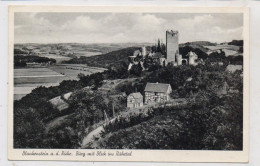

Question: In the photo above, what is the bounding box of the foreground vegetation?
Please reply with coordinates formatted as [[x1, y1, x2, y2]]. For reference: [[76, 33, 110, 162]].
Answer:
[[97, 91, 242, 150]]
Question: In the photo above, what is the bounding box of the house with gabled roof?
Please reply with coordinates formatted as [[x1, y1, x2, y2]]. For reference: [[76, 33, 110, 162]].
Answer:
[[127, 92, 144, 108], [144, 82, 172, 104]]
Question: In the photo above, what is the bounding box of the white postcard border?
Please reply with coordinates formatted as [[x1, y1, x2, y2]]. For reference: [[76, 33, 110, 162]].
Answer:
[[8, 6, 250, 162]]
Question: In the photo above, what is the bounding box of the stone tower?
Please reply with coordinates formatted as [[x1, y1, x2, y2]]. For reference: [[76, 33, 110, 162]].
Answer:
[[166, 30, 179, 64]]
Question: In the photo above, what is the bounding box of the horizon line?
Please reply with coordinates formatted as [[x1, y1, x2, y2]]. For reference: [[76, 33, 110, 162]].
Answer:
[[14, 39, 243, 45]]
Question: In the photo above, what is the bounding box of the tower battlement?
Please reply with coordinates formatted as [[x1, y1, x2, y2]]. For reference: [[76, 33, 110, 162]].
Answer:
[[166, 30, 179, 36]]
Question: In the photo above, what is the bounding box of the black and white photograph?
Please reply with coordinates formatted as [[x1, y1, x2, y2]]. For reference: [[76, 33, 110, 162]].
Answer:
[[8, 6, 249, 162]]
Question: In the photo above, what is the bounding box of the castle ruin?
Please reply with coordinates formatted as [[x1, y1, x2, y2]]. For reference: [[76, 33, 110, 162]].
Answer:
[[166, 30, 198, 66], [128, 30, 200, 70]]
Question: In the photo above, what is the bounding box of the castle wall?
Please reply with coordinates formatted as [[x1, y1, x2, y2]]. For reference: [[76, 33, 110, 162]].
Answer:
[[177, 54, 182, 66], [189, 56, 196, 65], [166, 30, 179, 63]]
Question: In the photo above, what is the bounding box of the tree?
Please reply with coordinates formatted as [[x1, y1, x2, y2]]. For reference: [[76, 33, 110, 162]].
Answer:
[[157, 39, 161, 53]]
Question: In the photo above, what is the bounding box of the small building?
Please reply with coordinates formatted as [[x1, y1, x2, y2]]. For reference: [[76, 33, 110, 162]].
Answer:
[[144, 82, 172, 104], [127, 92, 144, 108], [49, 96, 69, 112]]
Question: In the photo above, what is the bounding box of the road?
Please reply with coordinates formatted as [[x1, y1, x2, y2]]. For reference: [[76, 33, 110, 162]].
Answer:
[[81, 116, 118, 148], [81, 105, 152, 148]]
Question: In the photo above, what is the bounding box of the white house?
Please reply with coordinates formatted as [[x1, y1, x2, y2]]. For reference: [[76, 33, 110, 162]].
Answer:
[[127, 92, 144, 108]]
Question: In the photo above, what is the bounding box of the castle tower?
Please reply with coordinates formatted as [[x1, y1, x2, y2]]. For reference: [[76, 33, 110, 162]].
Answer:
[[166, 30, 179, 63]]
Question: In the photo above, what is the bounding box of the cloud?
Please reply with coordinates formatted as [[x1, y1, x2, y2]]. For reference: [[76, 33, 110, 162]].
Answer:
[[14, 13, 243, 44]]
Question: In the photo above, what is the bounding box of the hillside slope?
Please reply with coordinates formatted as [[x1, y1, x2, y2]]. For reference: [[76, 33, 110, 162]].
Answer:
[[63, 47, 140, 68]]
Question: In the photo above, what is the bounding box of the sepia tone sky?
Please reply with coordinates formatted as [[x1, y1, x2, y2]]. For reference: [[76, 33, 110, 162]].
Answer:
[[14, 12, 243, 44]]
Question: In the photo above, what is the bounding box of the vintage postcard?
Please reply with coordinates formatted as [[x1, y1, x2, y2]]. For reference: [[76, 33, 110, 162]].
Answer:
[[8, 6, 249, 162]]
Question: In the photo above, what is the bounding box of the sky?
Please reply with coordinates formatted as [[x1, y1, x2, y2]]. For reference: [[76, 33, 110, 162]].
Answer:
[[14, 12, 243, 44]]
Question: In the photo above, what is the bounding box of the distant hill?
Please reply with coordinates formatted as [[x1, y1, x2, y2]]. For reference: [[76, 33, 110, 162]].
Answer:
[[181, 41, 217, 46], [62, 43, 212, 68], [63, 47, 140, 68], [179, 41, 212, 53], [14, 48, 28, 55]]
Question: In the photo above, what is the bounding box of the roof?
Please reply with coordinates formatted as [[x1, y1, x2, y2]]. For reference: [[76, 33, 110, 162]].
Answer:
[[144, 83, 171, 93], [63, 92, 72, 100], [49, 96, 69, 111], [128, 92, 143, 99]]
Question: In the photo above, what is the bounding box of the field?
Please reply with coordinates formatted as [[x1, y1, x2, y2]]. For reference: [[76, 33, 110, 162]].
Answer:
[[14, 65, 107, 100], [204, 45, 242, 56], [73, 51, 101, 58], [204, 45, 240, 51], [14, 68, 63, 77], [49, 64, 106, 80], [14, 68, 69, 100], [14, 83, 61, 100]]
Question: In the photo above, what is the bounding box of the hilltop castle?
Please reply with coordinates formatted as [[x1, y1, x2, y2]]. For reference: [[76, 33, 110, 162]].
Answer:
[[166, 30, 198, 66], [128, 30, 200, 70]]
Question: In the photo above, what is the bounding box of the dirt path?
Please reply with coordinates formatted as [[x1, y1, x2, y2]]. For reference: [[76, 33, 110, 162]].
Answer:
[[81, 106, 151, 148], [81, 125, 104, 148], [81, 117, 118, 148], [80, 102, 161, 148]]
